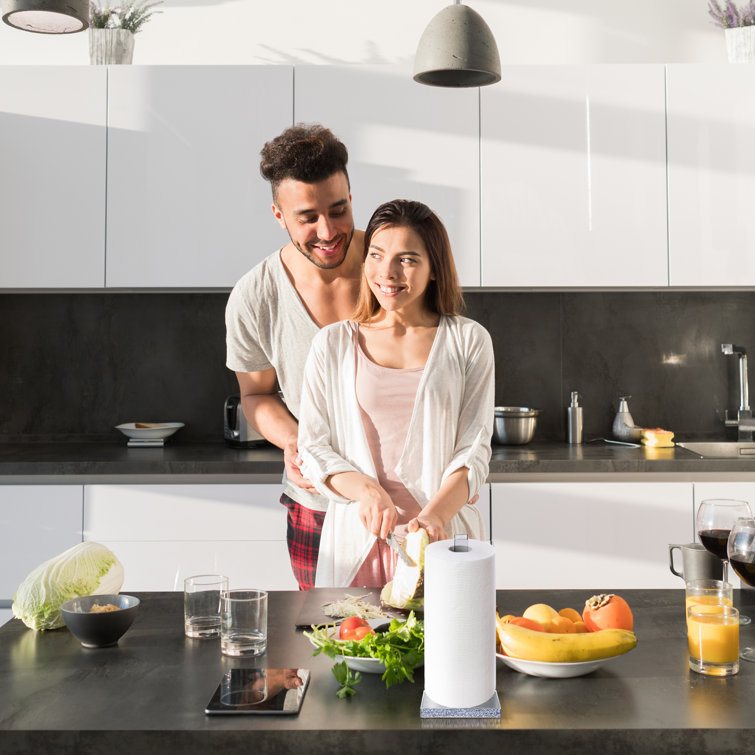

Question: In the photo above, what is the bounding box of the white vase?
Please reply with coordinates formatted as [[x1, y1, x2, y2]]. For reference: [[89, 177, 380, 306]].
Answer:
[[725, 26, 755, 63], [89, 28, 135, 65]]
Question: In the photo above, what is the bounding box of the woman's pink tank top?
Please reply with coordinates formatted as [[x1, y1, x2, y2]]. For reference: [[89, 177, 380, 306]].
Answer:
[[349, 323, 423, 589]]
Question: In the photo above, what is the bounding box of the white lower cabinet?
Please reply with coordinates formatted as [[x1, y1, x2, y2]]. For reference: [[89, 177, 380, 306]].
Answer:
[[491, 482, 694, 589], [83, 484, 297, 591], [0, 485, 83, 603]]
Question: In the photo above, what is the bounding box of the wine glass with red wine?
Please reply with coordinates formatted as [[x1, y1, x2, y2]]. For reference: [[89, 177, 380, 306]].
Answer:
[[728, 517, 755, 662], [696, 498, 753, 624]]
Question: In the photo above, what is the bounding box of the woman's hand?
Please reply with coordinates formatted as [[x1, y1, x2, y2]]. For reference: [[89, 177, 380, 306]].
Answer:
[[357, 484, 397, 540], [407, 512, 448, 542]]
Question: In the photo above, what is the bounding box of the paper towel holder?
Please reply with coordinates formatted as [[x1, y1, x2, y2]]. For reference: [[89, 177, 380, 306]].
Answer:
[[420, 536, 501, 719], [451, 534, 470, 552]]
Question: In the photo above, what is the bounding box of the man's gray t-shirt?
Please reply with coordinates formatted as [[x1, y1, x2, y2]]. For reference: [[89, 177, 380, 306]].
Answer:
[[226, 249, 328, 512]]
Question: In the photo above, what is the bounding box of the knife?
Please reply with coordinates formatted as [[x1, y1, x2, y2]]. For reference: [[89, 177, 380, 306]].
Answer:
[[386, 531, 416, 567]]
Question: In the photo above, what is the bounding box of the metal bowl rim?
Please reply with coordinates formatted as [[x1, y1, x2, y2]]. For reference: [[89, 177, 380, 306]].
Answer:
[[494, 406, 541, 417]]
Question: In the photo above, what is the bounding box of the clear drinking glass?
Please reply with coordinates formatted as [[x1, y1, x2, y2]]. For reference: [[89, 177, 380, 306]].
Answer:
[[685, 578, 734, 613], [184, 574, 229, 639], [220, 588, 268, 657], [727, 516, 755, 662], [687, 603, 739, 677], [696, 498, 752, 625]]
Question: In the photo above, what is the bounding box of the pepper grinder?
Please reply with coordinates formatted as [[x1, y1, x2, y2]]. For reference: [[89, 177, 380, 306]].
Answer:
[[567, 391, 583, 444]]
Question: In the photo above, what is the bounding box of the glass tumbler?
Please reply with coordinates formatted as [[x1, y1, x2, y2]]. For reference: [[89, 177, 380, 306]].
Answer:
[[184, 574, 229, 639], [221, 588, 268, 657]]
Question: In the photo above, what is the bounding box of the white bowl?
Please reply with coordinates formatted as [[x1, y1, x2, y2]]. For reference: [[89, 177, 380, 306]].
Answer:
[[115, 422, 184, 440], [309, 619, 421, 675], [496, 652, 621, 678]]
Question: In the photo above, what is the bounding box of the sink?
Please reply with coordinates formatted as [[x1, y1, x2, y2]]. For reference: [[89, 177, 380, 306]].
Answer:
[[676, 442, 755, 458]]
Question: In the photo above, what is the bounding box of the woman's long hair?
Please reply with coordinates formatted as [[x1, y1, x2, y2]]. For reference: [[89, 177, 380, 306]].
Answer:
[[352, 199, 464, 322]]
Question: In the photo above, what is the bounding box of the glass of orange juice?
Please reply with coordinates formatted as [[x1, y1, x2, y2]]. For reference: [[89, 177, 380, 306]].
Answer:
[[687, 604, 739, 676], [685, 579, 733, 613]]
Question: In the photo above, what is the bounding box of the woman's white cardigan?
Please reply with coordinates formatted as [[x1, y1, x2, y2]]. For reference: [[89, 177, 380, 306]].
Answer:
[[297, 315, 495, 588]]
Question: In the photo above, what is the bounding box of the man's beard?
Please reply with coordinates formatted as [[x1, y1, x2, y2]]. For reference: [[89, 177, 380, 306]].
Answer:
[[290, 228, 355, 270]]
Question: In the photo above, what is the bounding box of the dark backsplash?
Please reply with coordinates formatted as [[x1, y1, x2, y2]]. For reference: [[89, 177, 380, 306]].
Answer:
[[2, 290, 754, 443]]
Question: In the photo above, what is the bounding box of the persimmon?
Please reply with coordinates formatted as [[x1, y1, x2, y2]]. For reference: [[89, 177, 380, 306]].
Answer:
[[582, 593, 634, 632]]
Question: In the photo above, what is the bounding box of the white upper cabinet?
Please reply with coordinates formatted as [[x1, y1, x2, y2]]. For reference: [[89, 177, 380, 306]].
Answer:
[[295, 65, 481, 286], [0, 67, 106, 288], [105, 66, 293, 288], [667, 65, 755, 286], [481, 65, 668, 287]]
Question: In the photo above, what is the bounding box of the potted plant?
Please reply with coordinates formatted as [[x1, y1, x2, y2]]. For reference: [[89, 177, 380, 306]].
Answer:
[[708, 0, 755, 62], [88, 0, 163, 65]]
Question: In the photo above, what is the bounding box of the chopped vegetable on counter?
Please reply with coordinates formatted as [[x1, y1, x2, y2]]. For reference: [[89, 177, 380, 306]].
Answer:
[[321, 593, 389, 619]]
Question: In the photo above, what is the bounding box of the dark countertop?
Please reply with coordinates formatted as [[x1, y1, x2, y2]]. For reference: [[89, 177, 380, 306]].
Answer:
[[2, 439, 755, 483], [1, 588, 754, 754]]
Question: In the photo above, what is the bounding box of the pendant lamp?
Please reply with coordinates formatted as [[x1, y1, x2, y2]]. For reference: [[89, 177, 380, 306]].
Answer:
[[414, 1, 501, 88], [1, 0, 88, 33]]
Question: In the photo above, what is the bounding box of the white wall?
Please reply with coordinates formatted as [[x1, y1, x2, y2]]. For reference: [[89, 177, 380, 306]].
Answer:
[[0, 0, 728, 66]]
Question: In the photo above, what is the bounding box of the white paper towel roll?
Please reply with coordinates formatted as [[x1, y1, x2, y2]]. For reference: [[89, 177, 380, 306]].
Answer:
[[423, 538, 496, 709]]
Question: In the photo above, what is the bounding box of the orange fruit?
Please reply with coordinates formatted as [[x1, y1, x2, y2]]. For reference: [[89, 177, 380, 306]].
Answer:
[[573, 621, 588, 633], [558, 607, 582, 624], [548, 615, 576, 633], [509, 616, 546, 632], [522, 603, 559, 629], [499, 614, 516, 623]]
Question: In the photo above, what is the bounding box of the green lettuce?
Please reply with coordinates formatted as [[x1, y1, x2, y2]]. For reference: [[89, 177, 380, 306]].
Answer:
[[12, 541, 124, 631]]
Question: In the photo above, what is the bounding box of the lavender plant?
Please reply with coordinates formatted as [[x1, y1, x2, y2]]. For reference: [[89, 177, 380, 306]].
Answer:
[[708, 0, 755, 28], [89, 0, 163, 33]]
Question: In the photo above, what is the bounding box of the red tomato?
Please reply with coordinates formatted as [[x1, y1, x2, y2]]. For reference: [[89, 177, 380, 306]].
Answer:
[[338, 617, 371, 640], [351, 625, 374, 641]]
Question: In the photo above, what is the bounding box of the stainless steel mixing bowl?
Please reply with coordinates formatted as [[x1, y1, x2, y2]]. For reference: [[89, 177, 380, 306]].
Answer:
[[493, 406, 541, 445]]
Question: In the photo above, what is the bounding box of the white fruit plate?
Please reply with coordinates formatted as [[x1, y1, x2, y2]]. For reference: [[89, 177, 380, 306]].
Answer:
[[115, 422, 184, 440], [496, 652, 622, 678]]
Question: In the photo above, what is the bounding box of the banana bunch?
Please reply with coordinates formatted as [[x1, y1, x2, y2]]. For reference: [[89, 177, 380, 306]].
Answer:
[[496, 618, 637, 663]]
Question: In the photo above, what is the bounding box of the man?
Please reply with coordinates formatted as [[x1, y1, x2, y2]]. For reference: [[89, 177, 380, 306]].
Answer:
[[225, 124, 364, 590]]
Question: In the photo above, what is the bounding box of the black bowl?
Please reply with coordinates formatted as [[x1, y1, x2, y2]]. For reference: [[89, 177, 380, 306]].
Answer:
[[61, 594, 139, 648]]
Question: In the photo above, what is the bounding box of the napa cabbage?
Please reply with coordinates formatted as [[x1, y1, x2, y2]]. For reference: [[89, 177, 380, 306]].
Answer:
[[12, 541, 124, 631]]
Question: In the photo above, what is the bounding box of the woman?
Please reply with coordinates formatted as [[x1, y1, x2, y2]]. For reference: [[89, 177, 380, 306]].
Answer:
[[297, 199, 494, 588]]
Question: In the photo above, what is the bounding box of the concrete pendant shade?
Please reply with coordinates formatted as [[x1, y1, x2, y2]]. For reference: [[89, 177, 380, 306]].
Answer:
[[1, 0, 88, 33], [414, 3, 501, 88]]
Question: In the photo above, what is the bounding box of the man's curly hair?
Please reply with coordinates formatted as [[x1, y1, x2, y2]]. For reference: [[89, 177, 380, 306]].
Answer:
[[260, 124, 350, 201]]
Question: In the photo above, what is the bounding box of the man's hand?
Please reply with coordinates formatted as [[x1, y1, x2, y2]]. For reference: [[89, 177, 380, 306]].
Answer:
[[283, 439, 317, 494]]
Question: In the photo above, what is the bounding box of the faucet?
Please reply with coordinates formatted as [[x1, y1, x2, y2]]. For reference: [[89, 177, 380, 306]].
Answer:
[[722, 344, 753, 441]]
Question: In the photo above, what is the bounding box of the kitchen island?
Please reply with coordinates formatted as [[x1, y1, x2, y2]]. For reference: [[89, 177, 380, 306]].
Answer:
[[1, 589, 754, 754]]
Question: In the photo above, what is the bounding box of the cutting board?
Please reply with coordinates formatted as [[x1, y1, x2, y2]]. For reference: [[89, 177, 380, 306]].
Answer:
[[294, 588, 403, 629]]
